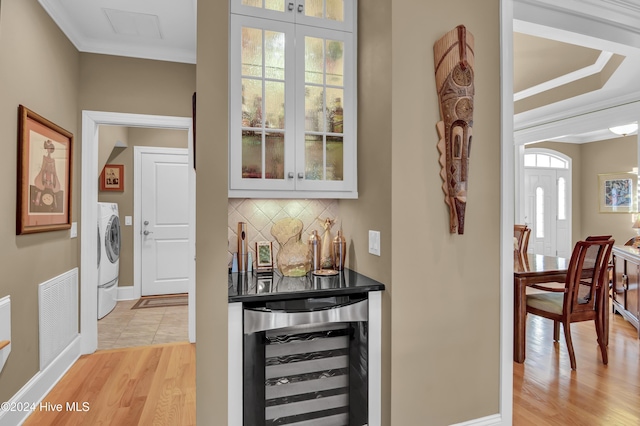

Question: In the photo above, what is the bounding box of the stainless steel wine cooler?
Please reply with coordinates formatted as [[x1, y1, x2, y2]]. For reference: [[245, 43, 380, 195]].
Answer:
[[243, 294, 369, 426]]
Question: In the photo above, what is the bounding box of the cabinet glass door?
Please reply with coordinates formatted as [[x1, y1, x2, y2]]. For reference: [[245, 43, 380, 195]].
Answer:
[[299, 0, 353, 31], [296, 25, 354, 192], [230, 15, 295, 191]]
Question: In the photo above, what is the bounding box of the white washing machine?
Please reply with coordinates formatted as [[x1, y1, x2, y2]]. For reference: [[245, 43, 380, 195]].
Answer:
[[98, 202, 120, 319]]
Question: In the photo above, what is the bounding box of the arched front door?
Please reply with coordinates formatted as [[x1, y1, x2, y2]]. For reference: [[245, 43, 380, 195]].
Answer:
[[524, 149, 572, 258]]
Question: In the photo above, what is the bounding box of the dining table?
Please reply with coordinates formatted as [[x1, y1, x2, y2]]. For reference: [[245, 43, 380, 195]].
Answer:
[[513, 251, 570, 363]]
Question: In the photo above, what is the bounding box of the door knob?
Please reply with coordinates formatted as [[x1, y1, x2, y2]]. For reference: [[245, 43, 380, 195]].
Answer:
[[143, 230, 153, 236], [144, 220, 149, 226]]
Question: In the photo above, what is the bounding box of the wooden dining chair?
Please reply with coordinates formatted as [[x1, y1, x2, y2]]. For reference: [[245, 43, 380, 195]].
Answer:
[[525, 235, 614, 370], [514, 224, 529, 252], [521, 227, 531, 253]]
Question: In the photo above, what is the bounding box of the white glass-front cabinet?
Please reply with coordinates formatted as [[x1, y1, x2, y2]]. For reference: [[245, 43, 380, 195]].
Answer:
[[229, 0, 357, 198]]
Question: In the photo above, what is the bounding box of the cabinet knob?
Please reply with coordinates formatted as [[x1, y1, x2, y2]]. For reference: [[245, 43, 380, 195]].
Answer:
[[288, 172, 294, 179], [298, 4, 304, 13], [298, 172, 304, 179], [288, 2, 294, 11]]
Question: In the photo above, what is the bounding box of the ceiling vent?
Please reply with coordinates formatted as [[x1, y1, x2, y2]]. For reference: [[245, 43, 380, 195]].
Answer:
[[103, 8, 163, 39]]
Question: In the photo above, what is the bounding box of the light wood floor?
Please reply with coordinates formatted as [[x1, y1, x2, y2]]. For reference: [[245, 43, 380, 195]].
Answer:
[[21, 310, 640, 425], [23, 342, 195, 426], [514, 310, 640, 425]]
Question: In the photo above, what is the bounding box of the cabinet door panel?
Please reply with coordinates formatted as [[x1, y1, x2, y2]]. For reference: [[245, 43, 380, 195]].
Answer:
[[613, 255, 625, 307], [230, 15, 296, 191], [627, 262, 640, 322], [295, 24, 354, 193]]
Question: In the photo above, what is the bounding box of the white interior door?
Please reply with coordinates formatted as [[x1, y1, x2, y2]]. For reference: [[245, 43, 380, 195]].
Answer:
[[524, 167, 571, 257], [140, 150, 190, 296]]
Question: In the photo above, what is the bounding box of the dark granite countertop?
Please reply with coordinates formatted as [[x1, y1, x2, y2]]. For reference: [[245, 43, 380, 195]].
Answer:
[[228, 268, 385, 303]]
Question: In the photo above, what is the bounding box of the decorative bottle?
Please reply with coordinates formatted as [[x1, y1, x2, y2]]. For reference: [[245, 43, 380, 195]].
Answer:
[[319, 217, 336, 269], [308, 230, 321, 271], [333, 230, 346, 271]]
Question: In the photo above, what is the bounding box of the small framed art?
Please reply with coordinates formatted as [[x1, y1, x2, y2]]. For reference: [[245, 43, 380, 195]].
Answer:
[[100, 164, 124, 192], [598, 172, 637, 213], [256, 241, 273, 272]]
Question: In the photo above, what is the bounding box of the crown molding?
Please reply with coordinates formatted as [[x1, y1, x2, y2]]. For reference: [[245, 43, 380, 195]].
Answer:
[[514, 95, 640, 144], [515, 0, 640, 50]]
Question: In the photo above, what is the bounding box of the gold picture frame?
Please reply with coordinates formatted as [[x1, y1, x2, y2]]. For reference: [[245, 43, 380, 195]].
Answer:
[[17, 105, 73, 234], [598, 172, 637, 213], [255, 241, 273, 272]]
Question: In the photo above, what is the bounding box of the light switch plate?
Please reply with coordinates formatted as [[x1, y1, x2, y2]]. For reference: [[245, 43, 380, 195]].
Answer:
[[70, 222, 77, 238], [125, 216, 132, 226], [369, 230, 381, 256]]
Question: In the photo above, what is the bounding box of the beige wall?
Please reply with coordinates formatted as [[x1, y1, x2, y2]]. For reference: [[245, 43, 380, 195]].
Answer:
[[195, 0, 230, 423], [339, 1, 393, 422], [582, 136, 638, 244], [79, 53, 195, 117], [0, 0, 80, 402], [392, 1, 501, 424], [528, 137, 637, 245], [98, 127, 188, 288]]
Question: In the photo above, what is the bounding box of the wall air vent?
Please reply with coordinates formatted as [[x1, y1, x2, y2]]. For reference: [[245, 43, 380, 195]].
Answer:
[[103, 8, 163, 39]]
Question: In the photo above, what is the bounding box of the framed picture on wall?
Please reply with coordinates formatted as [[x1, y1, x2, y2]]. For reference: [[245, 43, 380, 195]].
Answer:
[[17, 105, 73, 235], [598, 172, 637, 213], [100, 164, 124, 192]]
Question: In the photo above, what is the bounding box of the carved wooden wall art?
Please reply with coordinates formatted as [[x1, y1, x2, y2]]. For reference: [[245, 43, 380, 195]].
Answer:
[[434, 25, 474, 235]]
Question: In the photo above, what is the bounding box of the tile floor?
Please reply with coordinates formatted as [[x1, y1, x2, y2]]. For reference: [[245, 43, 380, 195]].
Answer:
[[97, 299, 189, 350]]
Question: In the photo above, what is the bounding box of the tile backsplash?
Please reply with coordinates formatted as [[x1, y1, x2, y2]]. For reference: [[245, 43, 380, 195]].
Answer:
[[228, 199, 339, 269]]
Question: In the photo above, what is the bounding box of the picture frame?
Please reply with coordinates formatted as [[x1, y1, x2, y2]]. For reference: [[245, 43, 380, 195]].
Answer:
[[100, 164, 124, 192], [256, 241, 273, 272], [17, 105, 73, 235], [598, 172, 637, 213]]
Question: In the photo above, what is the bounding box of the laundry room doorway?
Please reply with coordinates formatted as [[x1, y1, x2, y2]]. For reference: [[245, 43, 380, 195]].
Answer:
[[136, 147, 190, 296], [80, 111, 195, 355]]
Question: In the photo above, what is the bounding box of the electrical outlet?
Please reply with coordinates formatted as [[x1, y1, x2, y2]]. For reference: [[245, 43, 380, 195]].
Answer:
[[369, 230, 381, 256]]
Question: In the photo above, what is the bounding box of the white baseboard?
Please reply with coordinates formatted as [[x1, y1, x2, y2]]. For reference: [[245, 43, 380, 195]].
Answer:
[[450, 414, 504, 426], [117, 285, 137, 301], [0, 336, 81, 426]]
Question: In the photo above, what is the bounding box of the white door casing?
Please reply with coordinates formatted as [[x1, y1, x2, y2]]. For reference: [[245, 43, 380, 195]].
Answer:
[[138, 148, 190, 296], [81, 111, 196, 356]]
